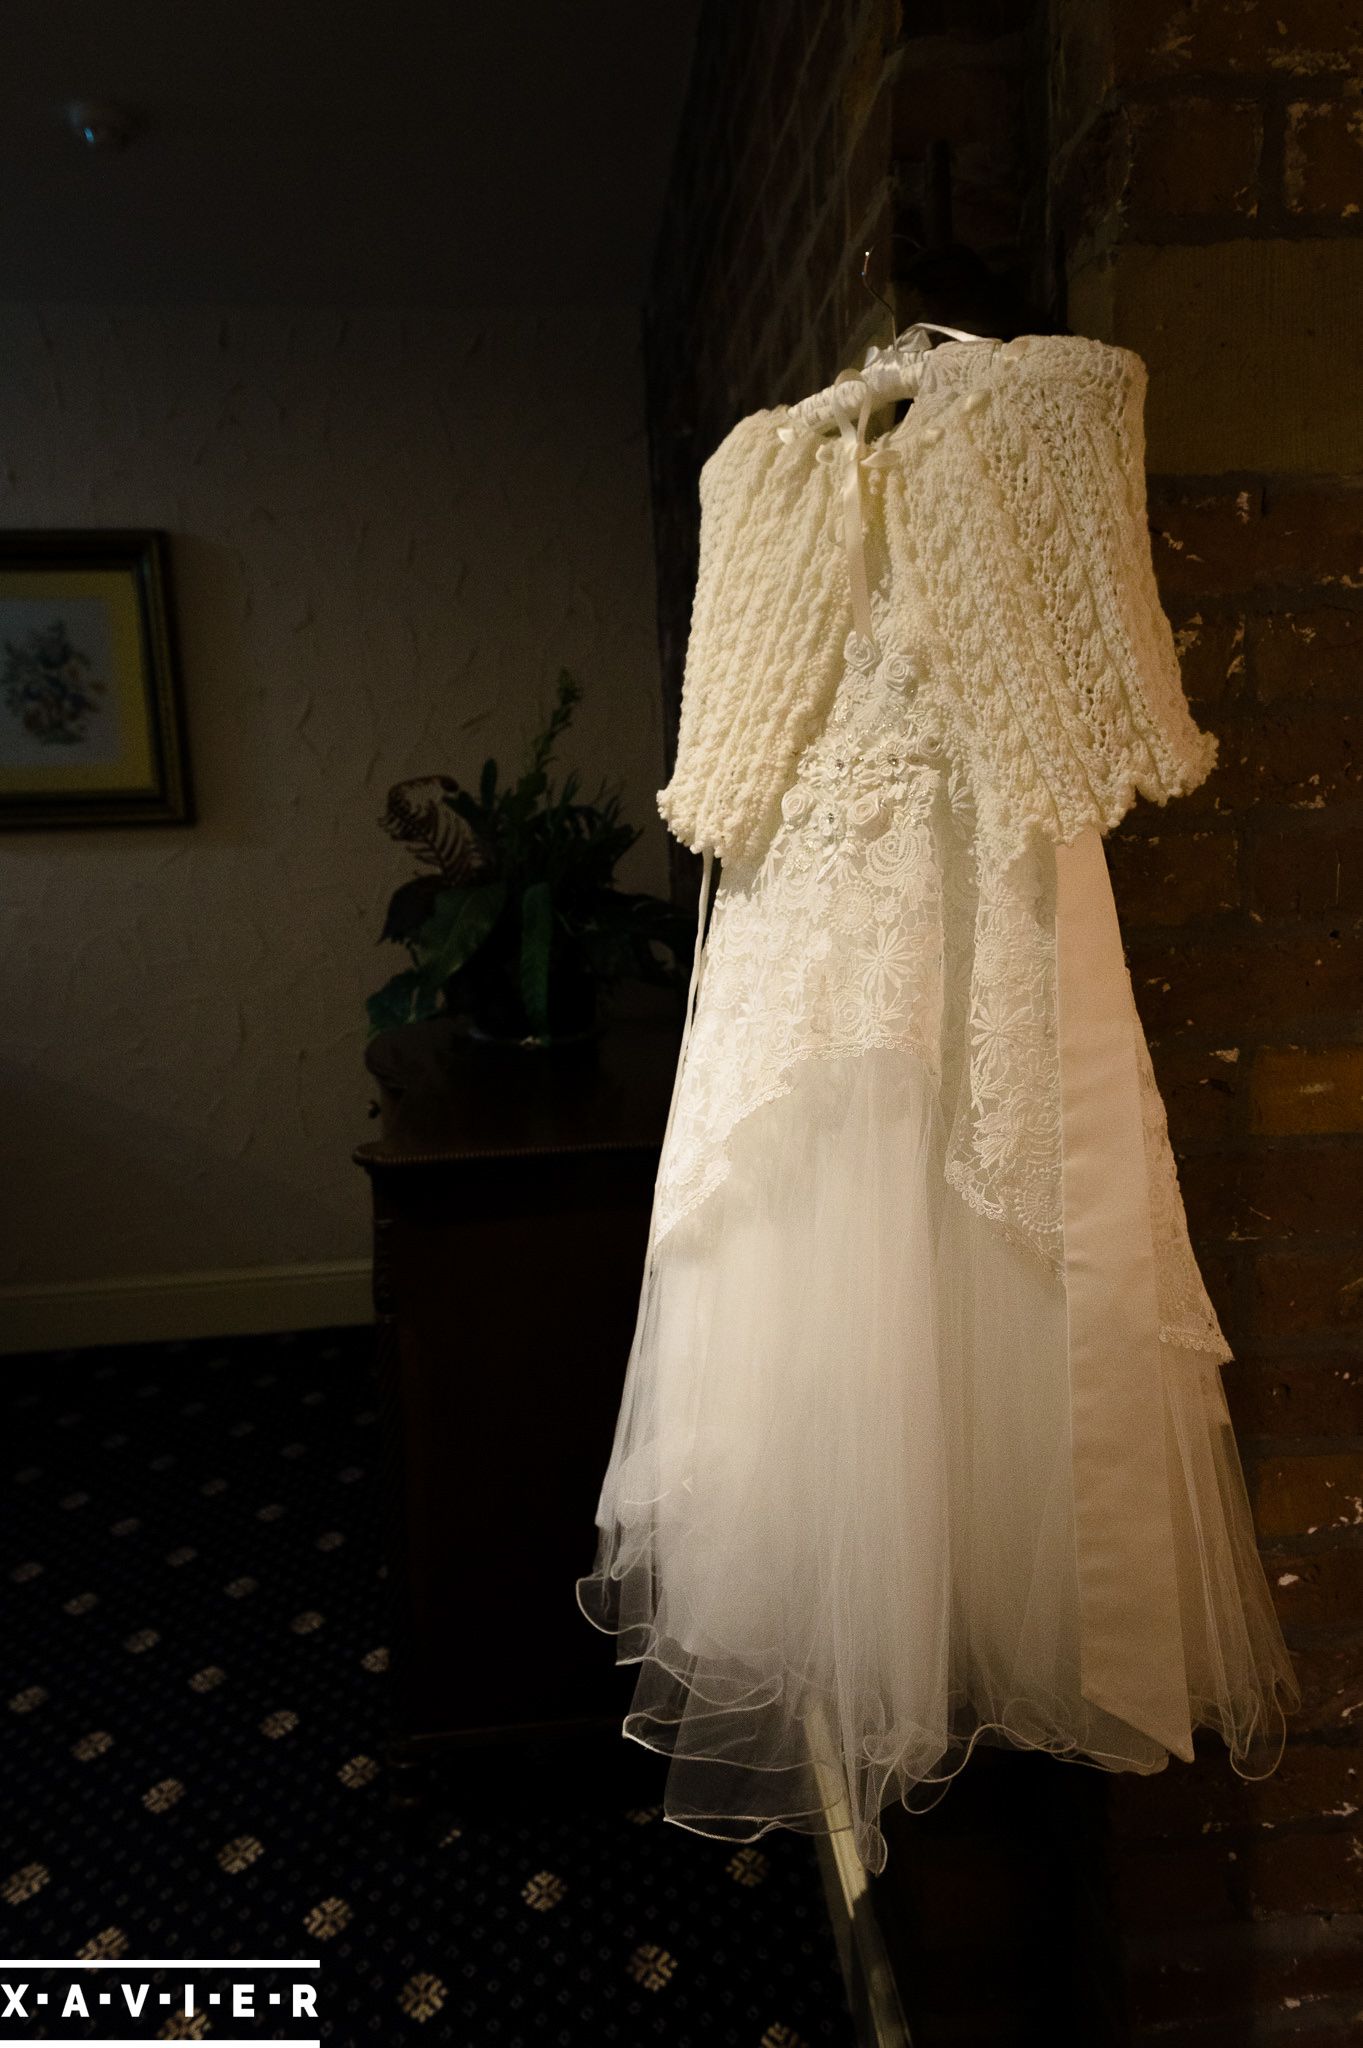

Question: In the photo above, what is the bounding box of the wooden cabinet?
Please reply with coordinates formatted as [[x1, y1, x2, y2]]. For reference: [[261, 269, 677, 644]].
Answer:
[[354, 1019, 677, 1779]]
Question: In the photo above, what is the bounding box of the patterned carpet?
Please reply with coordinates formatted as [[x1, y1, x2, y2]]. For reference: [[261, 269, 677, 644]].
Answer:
[[0, 1324, 855, 2046]]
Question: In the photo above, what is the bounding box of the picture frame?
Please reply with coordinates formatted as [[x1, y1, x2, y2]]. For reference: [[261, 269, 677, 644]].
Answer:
[[0, 529, 193, 828]]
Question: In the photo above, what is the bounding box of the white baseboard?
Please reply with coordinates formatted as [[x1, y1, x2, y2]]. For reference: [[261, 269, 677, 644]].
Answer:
[[0, 1259, 373, 1355]]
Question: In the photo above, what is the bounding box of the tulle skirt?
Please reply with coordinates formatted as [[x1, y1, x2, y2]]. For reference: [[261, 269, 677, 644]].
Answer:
[[577, 1046, 1298, 1873]]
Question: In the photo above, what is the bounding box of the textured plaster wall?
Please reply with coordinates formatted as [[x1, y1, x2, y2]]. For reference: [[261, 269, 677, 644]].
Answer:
[[0, 302, 667, 1288]]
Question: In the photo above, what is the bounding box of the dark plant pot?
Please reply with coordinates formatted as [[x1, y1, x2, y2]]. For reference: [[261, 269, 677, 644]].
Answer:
[[365, 1012, 608, 1148], [463, 965, 602, 1053], [465, 1018, 603, 1056]]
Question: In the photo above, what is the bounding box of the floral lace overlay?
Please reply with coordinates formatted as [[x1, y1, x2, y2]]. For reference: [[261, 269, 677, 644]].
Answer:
[[654, 593, 1231, 1365], [938, 770, 1064, 1267], [1131, 1001, 1233, 1359], [653, 622, 948, 1244]]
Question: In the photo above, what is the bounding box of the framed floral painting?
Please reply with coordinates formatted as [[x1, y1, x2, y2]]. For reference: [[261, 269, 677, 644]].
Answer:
[[0, 530, 192, 828]]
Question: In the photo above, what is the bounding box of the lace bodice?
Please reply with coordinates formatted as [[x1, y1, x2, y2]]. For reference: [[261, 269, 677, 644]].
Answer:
[[656, 615, 948, 1241], [655, 598, 1229, 1362]]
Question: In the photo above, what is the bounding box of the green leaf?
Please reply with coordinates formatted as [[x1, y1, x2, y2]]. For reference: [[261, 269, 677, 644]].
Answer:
[[446, 786, 489, 833], [479, 757, 498, 806], [365, 969, 427, 1038], [573, 889, 689, 992], [414, 881, 507, 986], [379, 874, 444, 945], [513, 767, 548, 808], [519, 880, 554, 1035]]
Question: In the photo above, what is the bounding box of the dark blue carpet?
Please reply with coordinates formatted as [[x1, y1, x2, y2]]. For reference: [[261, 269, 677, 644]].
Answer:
[[0, 1325, 854, 2047]]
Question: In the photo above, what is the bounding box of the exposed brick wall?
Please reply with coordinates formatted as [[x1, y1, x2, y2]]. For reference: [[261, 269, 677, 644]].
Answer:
[[642, 0, 1045, 893], [891, 0, 1053, 318], [643, 0, 905, 890], [1052, 1, 1363, 2038]]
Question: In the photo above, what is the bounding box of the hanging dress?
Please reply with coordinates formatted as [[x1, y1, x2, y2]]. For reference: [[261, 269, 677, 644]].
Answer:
[[576, 330, 1298, 1874]]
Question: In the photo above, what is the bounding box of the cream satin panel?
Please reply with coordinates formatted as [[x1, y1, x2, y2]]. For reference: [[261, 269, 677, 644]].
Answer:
[[1053, 827, 1193, 1759], [829, 378, 1194, 1761]]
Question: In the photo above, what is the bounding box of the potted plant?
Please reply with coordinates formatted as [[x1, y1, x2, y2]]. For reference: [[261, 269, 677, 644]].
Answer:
[[368, 670, 688, 1050]]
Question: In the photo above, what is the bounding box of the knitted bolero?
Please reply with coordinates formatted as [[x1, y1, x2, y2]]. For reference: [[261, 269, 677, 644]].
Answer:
[[657, 332, 1216, 871]]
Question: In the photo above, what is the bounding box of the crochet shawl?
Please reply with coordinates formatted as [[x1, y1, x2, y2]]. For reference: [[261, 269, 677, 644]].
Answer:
[[657, 333, 1216, 871]]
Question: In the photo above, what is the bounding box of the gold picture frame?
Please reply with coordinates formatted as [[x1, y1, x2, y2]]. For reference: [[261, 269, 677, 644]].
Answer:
[[0, 530, 193, 828]]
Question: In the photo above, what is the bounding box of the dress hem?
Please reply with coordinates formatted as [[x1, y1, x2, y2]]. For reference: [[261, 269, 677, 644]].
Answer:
[[575, 1569, 1298, 1871]]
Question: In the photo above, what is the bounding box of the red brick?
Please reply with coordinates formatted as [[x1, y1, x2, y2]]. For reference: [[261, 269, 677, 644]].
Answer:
[[1255, 1453, 1363, 1540], [1232, 2019, 1363, 2048], [1171, 608, 1248, 710], [1223, 1356, 1363, 1441], [1108, 827, 1241, 925], [1258, 484, 1363, 593], [1195, 1243, 1241, 1340], [1250, 608, 1363, 704], [1113, 1741, 1361, 1838], [1246, 820, 1363, 919], [1253, 1248, 1363, 1340], [1270, 1548, 1363, 1631], [1114, 0, 1363, 82], [1286, 1631, 1363, 1735], [1243, 1741, 1363, 1829], [1151, 1042, 1250, 1146], [1111, 1759, 1246, 1843], [1113, 1838, 1238, 1931], [1150, 487, 1262, 600], [1126, 1912, 1363, 2026], [1150, 483, 1363, 600], [1286, 98, 1363, 217], [1134, 2012, 1353, 2047], [1251, 1047, 1363, 1137], [1130, 924, 1363, 1040], [1242, 1826, 1363, 1917], [1177, 706, 1362, 816], [1129, 98, 1262, 219], [1178, 1142, 1363, 1245]]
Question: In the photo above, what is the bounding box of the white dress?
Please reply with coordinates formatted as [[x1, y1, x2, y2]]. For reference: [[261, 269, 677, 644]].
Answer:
[[578, 332, 1298, 1874]]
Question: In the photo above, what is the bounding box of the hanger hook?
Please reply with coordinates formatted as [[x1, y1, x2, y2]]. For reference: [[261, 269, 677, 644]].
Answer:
[[859, 233, 925, 346]]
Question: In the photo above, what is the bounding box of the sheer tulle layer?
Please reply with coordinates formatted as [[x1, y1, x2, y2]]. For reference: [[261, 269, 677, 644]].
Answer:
[[577, 1048, 1298, 1873]]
